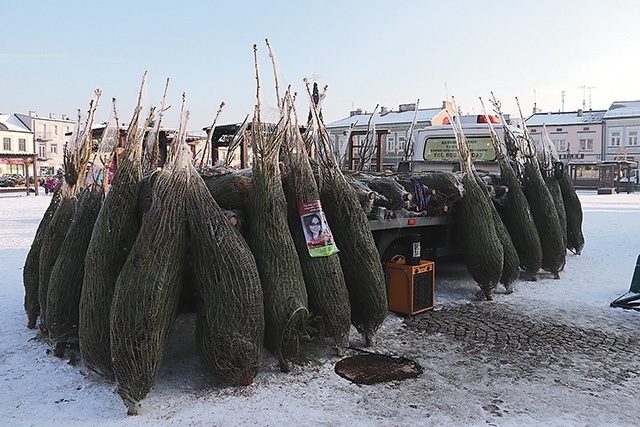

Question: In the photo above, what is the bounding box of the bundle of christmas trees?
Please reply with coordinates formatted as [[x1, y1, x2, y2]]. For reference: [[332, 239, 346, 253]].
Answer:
[[442, 95, 584, 300], [21, 47, 585, 415], [23, 58, 388, 415]]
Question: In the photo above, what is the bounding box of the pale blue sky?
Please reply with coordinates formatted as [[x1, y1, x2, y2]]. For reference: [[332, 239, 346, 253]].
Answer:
[[2, 0, 640, 130]]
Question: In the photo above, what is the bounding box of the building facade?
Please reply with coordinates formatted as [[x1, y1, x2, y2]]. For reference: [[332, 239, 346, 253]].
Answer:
[[16, 111, 76, 175], [525, 109, 606, 188], [0, 114, 36, 176], [602, 101, 640, 163], [325, 102, 454, 171]]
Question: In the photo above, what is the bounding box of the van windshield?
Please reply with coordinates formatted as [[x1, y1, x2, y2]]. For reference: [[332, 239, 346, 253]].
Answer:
[[423, 136, 496, 161]]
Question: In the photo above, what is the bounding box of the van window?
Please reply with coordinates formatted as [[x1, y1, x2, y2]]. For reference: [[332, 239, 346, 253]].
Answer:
[[423, 136, 496, 161]]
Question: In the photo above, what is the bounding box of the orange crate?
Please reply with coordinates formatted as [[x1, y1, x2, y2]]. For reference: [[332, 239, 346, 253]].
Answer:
[[385, 260, 434, 315]]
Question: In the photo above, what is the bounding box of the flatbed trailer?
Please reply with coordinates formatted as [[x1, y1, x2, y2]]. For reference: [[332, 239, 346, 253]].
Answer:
[[369, 215, 461, 263], [365, 114, 524, 264]]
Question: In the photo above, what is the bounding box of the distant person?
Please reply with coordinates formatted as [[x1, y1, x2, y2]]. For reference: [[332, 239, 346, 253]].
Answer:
[[43, 178, 54, 195]]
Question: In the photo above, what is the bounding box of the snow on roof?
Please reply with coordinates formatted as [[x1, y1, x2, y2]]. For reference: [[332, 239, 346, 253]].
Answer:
[[603, 100, 640, 119], [525, 110, 606, 127], [0, 114, 32, 132], [14, 113, 33, 131], [326, 107, 443, 129]]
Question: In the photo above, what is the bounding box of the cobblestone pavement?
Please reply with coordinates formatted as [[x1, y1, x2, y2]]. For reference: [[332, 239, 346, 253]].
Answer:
[[404, 302, 640, 386]]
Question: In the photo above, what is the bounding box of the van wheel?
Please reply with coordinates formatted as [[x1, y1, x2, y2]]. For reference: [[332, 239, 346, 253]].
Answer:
[[381, 244, 408, 264]]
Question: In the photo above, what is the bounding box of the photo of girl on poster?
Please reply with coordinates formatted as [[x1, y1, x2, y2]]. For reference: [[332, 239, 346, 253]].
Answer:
[[304, 213, 323, 241]]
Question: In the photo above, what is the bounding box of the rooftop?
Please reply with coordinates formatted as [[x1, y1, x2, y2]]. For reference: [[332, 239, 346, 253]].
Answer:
[[603, 100, 640, 119], [0, 114, 32, 133], [326, 107, 444, 129], [525, 110, 606, 127]]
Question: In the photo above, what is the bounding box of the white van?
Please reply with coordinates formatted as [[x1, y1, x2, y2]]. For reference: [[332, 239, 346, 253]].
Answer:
[[407, 114, 522, 173]]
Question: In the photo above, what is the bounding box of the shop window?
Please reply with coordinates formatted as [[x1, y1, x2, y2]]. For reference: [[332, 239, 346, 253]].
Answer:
[[576, 165, 598, 178]]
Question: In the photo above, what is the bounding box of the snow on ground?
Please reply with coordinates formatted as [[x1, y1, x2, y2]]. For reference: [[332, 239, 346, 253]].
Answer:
[[1, 190, 639, 426]]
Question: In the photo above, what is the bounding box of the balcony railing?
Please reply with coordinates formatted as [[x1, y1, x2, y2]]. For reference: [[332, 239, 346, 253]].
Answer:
[[35, 132, 52, 141]]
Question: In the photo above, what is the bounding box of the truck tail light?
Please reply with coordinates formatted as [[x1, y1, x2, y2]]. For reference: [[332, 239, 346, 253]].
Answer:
[[477, 114, 499, 124]]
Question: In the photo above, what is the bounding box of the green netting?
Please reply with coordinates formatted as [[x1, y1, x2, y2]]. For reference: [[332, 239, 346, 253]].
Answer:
[[47, 186, 103, 351], [281, 97, 350, 351], [450, 113, 503, 300], [559, 172, 585, 255], [247, 82, 308, 371], [23, 190, 61, 329], [79, 94, 148, 377], [37, 195, 77, 333], [304, 81, 386, 346], [186, 168, 264, 385], [110, 167, 188, 415]]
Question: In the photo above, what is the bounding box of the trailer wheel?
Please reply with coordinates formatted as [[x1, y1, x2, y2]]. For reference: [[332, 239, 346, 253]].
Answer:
[[381, 243, 408, 264]]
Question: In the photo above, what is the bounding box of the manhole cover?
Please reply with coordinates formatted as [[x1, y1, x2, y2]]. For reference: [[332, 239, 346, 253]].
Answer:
[[334, 353, 423, 385]]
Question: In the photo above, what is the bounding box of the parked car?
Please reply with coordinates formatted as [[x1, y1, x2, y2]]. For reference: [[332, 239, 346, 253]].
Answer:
[[1, 173, 25, 186]]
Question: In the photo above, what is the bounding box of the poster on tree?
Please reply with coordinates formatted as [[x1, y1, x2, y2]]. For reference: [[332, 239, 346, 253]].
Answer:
[[298, 199, 339, 257]]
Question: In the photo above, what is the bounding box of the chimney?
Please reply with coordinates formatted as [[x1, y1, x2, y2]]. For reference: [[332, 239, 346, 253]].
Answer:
[[577, 109, 583, 117], [398, 103, 416, 113], [29, 111, 37, 117], [350, 108, 364, 117], [380, 106, 391, 115], [49, 113, 56, 119], [62, 114, 67, 120]]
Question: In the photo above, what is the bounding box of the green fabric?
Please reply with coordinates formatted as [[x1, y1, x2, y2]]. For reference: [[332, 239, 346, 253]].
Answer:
[[308, 245, 339, 258]]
